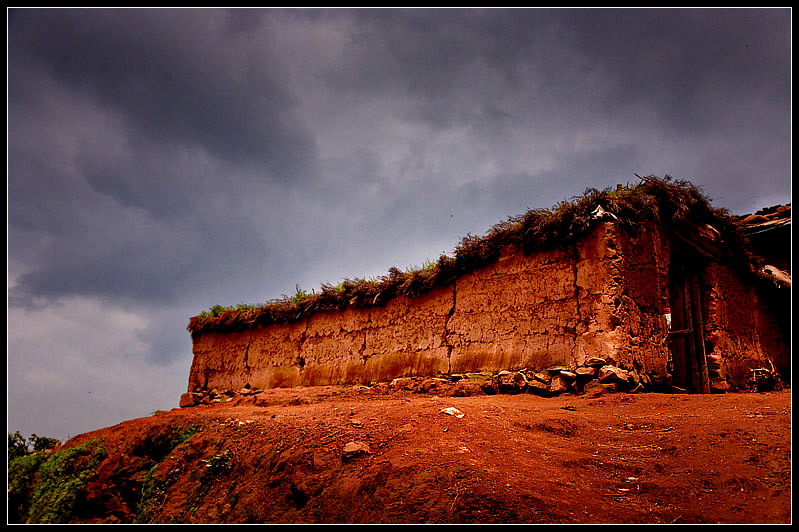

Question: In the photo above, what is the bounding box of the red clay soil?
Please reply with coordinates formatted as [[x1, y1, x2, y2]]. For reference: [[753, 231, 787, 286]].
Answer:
[[66, 385, 791, 524]]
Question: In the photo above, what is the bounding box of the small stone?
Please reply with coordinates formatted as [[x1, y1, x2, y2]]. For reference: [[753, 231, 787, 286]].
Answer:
[[462, 373, 498, 393], [390, 377, 416, 390], [549, 374, 569, 394], [545, 365, 570, 373], [583, 380, 617, 397], [451, 381, 484, 397], [440, 407, 465, 418], [526, 379, 550, 396], [585, 357, 608, 367], [415, 379, 439, 393], [498, 371, 528, 393], [598, 365, 630, 383], [576, 366, 597, 378], [179, 393, 196, 408], [559, 370, 578, 380], [530, 371, 552, 384], [342, 441, 371, 462]]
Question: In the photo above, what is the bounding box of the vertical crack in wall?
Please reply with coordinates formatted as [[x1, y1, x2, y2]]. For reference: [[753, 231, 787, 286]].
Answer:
[[297, 318, 310, 370], [243, 326, 254, 372], [442, 281, 457, 374]]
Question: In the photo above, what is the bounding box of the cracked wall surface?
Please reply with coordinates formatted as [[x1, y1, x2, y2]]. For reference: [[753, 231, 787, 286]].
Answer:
[[187, 221, 786, 393]]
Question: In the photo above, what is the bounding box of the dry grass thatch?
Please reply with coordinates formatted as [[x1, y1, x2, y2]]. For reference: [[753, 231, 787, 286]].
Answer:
[[187, 175, 763, 337]]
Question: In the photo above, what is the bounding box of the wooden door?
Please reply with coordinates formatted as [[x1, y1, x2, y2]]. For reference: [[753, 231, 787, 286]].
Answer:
[[668, 263, 710, 393]]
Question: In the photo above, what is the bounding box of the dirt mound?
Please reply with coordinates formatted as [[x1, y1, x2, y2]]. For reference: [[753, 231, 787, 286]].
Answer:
[[12, 386, 792, 524]]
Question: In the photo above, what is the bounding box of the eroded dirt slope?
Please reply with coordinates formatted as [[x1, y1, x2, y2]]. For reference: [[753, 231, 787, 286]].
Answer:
[[56, 386, 792, 524]]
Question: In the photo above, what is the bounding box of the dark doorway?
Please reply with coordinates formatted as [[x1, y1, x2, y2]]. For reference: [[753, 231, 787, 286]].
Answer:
[[668, 257, 710, 393]]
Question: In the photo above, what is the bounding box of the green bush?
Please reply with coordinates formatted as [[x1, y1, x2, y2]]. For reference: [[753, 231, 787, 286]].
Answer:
[[8, 452, 48, 523], [27, 439, 107, 524]]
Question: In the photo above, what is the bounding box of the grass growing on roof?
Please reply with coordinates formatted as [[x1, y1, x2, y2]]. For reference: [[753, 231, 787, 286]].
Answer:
[[187, 175, 762, 337]]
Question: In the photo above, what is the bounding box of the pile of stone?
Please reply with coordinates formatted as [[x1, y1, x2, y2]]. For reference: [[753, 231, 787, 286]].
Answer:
[[179, 384, 263, 408], [450, 357, 654, 397], [179, 359, 658, 408]]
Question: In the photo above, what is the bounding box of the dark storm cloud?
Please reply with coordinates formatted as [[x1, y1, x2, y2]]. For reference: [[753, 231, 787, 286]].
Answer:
[[557, 9, 790, 134], [9, 8, 318, 184], [7, 8, 320, 305], [7, 96, 274, 306], [332, 8, 790, 135]]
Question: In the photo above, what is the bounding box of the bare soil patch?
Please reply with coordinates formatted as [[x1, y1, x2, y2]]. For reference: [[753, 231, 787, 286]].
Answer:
[[63, 386, 791, 524]]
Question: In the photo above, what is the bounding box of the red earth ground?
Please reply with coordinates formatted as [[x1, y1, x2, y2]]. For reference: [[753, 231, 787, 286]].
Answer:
[[61, 383, 791, 524]]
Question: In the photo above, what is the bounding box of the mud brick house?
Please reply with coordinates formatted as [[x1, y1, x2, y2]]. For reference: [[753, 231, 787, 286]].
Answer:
[[185, 177, 790, 398]]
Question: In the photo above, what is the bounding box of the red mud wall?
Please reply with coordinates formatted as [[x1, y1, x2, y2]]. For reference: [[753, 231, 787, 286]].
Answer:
[[189, 222, 676, 393], [702, 264, 790, 387]]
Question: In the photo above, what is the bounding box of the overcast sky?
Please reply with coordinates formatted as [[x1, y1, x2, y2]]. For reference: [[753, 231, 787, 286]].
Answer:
[[8, 8, 791, 441]]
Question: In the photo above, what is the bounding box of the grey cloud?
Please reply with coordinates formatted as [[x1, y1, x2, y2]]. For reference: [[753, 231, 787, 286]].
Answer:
[[556, 9, 791, 133], [317, 8, 790, 142], [9, 8, 319, 182], [7, 8, 324, 306]]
